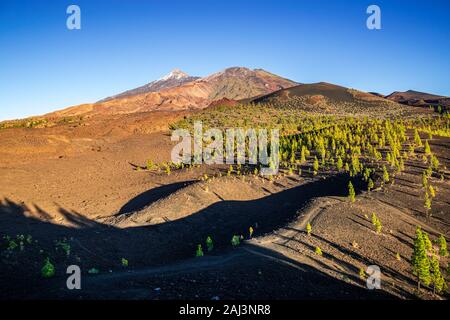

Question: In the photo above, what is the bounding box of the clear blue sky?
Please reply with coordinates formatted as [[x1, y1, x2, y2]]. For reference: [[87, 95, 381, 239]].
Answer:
[[1, 0, 449, 120]]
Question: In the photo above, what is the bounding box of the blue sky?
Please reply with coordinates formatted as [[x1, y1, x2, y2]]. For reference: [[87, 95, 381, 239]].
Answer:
[[1, 0, 449, 120]]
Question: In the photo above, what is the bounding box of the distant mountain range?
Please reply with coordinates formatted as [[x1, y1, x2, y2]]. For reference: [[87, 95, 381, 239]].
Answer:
[[384, 90, 449, 110], [40, 67, 447, 119]]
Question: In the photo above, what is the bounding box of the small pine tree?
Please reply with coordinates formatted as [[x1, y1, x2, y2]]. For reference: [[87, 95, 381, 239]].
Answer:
[[423, 232, 432, 252], [430, 155, 440, 171], [367, 178, 374, 192], [429, 185, 435, 198], [313, 156, 319, 174], [348, 181, 356, 203], [430, 255, 447, 294], [411, 227, 431, 290], [306, 223, 312, 236], [300, 146, 306, 163], [371, 213, 382, 234], [424, 140, 431, 155], [231, 235, 240, 247], [438, 235, 448, 257], [249, 226, 254, 238], [424, 192, 432, 213], [422, 173, 428, 189], [396, 252, 401, 261], [195, 244, 204, 257], [146, 159, 155, 171], [382, 166, 389, 183], [414, 129, 423, 147], [336, 156, 343, 171], [315, 247, 323, 256], [371, 213, 378, 226], [359, 267, 366, 279], [206, 236, 214, 252], [41, 257, 55, 278], [375, 218, 382, 234]]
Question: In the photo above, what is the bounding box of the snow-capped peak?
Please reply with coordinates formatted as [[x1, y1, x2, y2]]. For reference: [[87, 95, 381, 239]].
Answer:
[[159, 69, 190, 81]]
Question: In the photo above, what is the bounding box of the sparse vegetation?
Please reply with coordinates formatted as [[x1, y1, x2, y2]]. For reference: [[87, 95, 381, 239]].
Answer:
[[348, 182, 355, 203], [231, 235, 240, 247], [206, 236, 214, 252], [439, 235, 448, 257], [306, 223, 312, 236], [41, 257, 55, 278], [195, 244, 204, 257], [315, 247, 323, 256], [411, 227, 431, 290]]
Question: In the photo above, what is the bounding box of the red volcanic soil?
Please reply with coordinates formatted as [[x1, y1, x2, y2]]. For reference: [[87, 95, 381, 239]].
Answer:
[[207, 98, 239, 108]]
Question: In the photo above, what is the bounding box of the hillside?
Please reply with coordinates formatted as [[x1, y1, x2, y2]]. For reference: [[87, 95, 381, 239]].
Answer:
[[385, 90, 449, 111], [247, 82, 408, 116]]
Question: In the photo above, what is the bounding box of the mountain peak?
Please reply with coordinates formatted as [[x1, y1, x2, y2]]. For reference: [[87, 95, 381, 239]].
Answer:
[[160, 69, 190, 81]]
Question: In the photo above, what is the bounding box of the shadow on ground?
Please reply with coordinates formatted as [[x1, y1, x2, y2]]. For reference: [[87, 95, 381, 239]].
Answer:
[[0, 174, 393, 299]]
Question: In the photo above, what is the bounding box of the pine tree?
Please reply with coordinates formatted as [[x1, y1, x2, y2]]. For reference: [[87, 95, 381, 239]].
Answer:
[[367, 178, 374, 192], [382, 165, 389, 183], [414, 129, 423, 147], [195, 244, 204, 257], [41, 257, 55, 278], [371, 213, 382, 234], [430, 255, 447, 294], [315, 247, 323, 256], [306, 223, 312, 236], [424, 140, 431, 155], [375, 218, 382, 234], [300, 146, 306, 163], [359, 267, 366, 279], [424, 192, 432, 214], [430, 155, 440, 170], [429, 185, 435, 198], [438, 234, 448, 257], [423, 232, 432, 252], [336, 156, 343, 171], [411, 227, 431, 290], [313, 156, 319, 174], [231, 235, 240, 247], [348, 181, 356, 203], [422, 172, 428, 189], [206, 236, 214, 252]]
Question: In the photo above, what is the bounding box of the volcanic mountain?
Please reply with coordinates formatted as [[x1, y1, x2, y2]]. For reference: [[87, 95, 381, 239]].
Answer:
[[47, 67, 297, 118], [385, 90, 449, 110], [98, 69, 200, 103], [248, 82, 408, 116]]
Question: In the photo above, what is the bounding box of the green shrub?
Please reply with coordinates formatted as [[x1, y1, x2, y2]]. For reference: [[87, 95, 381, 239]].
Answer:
[[41, 258, 55, 278]]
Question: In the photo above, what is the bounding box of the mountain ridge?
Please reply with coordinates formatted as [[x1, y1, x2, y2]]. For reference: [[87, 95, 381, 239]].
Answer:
[[46, 67, 298, 117], [98, 69, 200, 103]]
